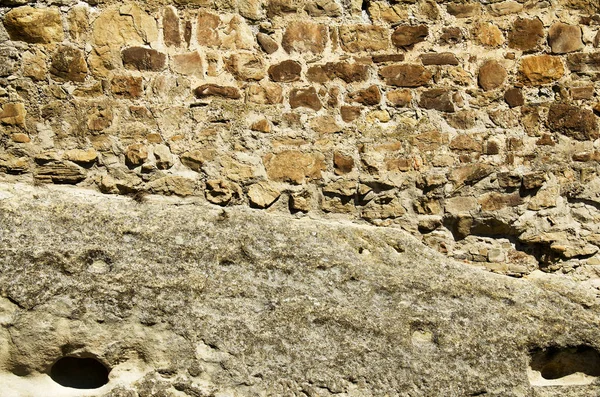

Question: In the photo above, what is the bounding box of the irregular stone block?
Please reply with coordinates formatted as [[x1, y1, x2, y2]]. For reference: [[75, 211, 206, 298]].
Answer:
[[247, 182, 280, 208], [446, 2, 481, 17], [282, 21, 327, 54], [0, 46, 19, 77], [379, 64, 432, 87], [67, 5, 90, 43], [196, 11, 220, 47], [547, 103, 598, 141], [239, 0, 264, 20], [163, 7, 181, 47], [478, 60, 507, 91], [93, 5, 158, 48], [226, 53, 266, 81], [420, 52, 459, 66], [309, 115, 341, 133], [347, 85, 381, 106], [64, 149, 98, 167], [268, 60, 302, 82], [489, 0, 522, 15], [257, 33, 279, 54], [34, 161, 86, 184], [246, 82, 283, 104], [519, 55, 565, 86], [392, 25, 428, 48], [475, 22, 505, 46], [3, 6, 63, 43], [50, 45, 88, 83], [340, 106, 361, 122], [334, 151, 354, 174], [0, 103, 26, 126], [194, 84, 241, 99], [440, 27, 464, 44], [567, 52, 600, 72], [372, 54, 405, 63], [305, 0, 342, 16], [306, 62, 369, 83], [125, 144, 148, 168], [122, 47, 167, 72], [504, 88, 524, 108], [548, 22, 583, 54], [171, 51, 203, 77], [289, 87, 322, 111], [263, 150, 325, 184], [386, 89, 412, 107], [419, 89, 454, 112], [339, 25, 389, 52], [111, 75, 143, 98], [508, 18, 544, 52]]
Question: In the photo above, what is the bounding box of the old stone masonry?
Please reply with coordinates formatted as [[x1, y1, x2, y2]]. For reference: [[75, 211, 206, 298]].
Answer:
[[2, 0, 600, 279], [4, 1, 600, 395]]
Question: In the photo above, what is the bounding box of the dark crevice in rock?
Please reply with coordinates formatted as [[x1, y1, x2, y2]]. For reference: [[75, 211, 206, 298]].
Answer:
[[530, 346, 600, 381]]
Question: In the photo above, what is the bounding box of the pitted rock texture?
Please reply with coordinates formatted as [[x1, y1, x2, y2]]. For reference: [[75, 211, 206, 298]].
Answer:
[[1, 184, 600, 396], [1, 0, 600, 281]]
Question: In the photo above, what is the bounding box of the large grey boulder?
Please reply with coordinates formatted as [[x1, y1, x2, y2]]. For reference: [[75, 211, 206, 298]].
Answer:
[[0, 183, 599, 396]]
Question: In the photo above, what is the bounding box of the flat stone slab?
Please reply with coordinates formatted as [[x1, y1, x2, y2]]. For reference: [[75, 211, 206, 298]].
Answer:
[[0, 183, 598, 396]]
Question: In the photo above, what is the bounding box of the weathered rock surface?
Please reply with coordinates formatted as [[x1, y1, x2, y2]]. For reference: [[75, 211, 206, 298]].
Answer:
[[1, 185, 600, 396]]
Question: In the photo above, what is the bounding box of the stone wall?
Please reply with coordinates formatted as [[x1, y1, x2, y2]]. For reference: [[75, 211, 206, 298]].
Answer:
[[1, 0, 600, 279]]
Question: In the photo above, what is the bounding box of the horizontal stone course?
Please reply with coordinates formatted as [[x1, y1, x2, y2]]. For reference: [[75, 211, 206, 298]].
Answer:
[[1, 0, 600, 277]]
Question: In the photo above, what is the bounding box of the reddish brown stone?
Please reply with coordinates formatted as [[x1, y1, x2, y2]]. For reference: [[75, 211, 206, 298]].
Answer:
[[111, 75, 143, 98], [268, 60, 302, 82], [122, 47, 167, 71], [508, 18, 543, 52], [163, 7, 181, 47], [257, 33, 279, 54], [282, 21, 327, 54], [340, 106, 361, 122], [570, 85, 595, 99], [196, 11, 220, 47], [548, 22, 583, 54], [446, 2, 481, 17], [372, 54, 405, 63], [50, 45, 88, 82], [347, 85, 381, 106], [420, 52, 459, 66], [392, 25, 428, 48], [547, 103, 598, 141], [450, 135, 482, 152], [567, 52, 600, 72], [379, 64, 432, 87], [440, 27, 464, 44], [504, 88, 524, 108], [419, 89, 454, 112], [194, 84, 241, 99], [289, 87, 322, 111], [386, 89, 412, 107], [307, 62, 369, 83], [334, 151, 354, 175], [478, 60, 507, 91]]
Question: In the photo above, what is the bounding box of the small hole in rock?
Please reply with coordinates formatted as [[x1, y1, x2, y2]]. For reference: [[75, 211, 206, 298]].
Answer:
[[50, 356, 110, 389], [529, 346, 600, 385]]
